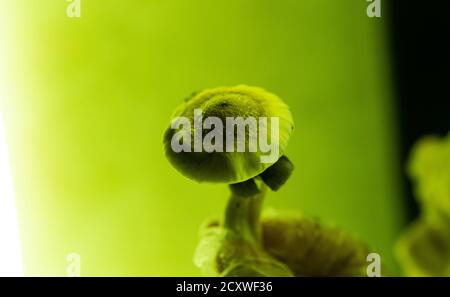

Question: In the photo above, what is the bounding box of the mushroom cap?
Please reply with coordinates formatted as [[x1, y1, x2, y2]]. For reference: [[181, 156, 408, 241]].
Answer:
[[163, 85, 294, 183]]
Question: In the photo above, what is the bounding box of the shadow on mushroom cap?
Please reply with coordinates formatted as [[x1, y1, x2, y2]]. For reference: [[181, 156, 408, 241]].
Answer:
[[163, 85, 294, 184]]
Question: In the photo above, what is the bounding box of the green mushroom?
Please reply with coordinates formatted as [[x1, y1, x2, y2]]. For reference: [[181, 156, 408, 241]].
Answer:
[[395, 133, 450, 276], [164, 85, 296, 276], [194, 211, 372, 277], [163, 85, 295, 197], [165, 86, 375, 276]]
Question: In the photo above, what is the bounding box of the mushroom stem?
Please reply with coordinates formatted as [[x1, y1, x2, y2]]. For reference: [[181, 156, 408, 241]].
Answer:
[[229, 179, 260, 197], [224, 184, 267, 246]]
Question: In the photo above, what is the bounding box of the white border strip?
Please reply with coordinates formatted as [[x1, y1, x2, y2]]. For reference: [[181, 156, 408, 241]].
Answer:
[[0, 1, 24, 277]]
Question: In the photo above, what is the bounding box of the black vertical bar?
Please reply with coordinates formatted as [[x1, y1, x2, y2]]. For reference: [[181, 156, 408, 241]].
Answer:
[[387, 0, 450, 220]]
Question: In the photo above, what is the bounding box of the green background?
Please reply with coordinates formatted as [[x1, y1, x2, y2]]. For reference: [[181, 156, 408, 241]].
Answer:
[[3, 0, 405, 275]]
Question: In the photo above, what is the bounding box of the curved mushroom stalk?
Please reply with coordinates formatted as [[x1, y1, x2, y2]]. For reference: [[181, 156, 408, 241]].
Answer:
[[194, 188, 372, 277], [194, 185, 294, 277], [224, 184, 267, 245], [229, 178, 260, 198]]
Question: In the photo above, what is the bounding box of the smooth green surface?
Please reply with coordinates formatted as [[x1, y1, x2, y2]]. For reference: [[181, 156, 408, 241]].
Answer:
[[3, 0, 404, 275]]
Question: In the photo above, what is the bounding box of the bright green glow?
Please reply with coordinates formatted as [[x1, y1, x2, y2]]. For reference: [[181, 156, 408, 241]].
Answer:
[[5, 0, 403, 275]]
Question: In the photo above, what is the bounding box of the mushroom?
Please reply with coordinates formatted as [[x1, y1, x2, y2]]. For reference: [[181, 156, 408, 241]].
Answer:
[[395, 133, 450, 276], [164, 85, 295, 276], [163, 85, 295, 197]]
